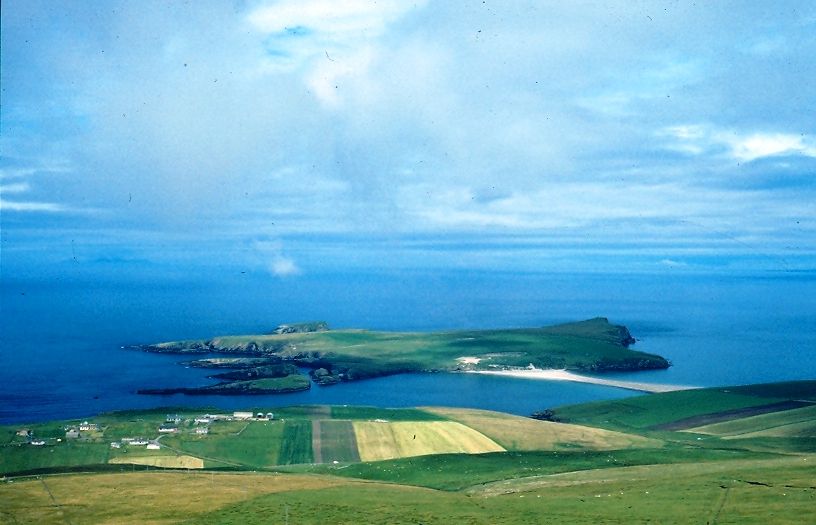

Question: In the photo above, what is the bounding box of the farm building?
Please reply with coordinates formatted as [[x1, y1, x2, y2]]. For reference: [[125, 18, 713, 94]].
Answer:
[[16, 429, 31, 437], [194, 417, 211, 424], [233, 411, 253, 420], [65, 429, 80, 439], [30, 440, 46, 446], [195, 427, 209, 435], [146, 443, 160, 450], [158, 424, 178, 433], [79, 422, 98, 432], [110, 442, 121, 449]]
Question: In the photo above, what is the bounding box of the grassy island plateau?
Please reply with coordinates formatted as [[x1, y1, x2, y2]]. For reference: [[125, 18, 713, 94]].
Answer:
[[136, 318, 671, 396], [2, 380, 814, 524]]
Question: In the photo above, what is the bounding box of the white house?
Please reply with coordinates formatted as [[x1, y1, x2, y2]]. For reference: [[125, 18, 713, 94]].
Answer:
[[158, 425, 178, 433], [110, 442, 121, 449], [194, 417, 211, 424], [146, 443, 161, 450], [195, 427, 209, 435]]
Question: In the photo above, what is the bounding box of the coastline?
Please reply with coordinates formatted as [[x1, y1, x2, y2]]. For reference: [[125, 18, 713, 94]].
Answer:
[[467, 368, 697, 394]]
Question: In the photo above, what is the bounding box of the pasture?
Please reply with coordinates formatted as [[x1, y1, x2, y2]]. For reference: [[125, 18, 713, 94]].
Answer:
[[2, 455, 811, 524], [550, 381, 816, 432], [352, 421, 504, 462], [687, 404, 816, 439], [425, 407, 662, 450]]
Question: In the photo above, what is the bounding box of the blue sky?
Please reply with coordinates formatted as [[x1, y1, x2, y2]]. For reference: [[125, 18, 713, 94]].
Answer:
[[2, 0, 815, 281]]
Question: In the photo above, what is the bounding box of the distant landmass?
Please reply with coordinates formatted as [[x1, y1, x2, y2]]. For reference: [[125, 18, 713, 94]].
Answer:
[[135, 318, 669, 396]]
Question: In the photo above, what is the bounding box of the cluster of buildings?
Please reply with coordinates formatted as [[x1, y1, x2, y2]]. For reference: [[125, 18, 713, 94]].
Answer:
[[16, 429, 48, 447], [18, 410, 275, 450], [63, 421, 100, 440], [233, 411, 275, 421], [111, 437, 160, 450]]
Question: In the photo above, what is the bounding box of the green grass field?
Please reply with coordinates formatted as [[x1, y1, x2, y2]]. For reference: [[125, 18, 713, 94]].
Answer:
[[688, 404, 816, 438], [2, 380, 814, 523], [298, 446, 777, 491], [0, 442, 110, 475], [162, 421, 285, 468], [279, 420, 313, 464], [329, 406, 444, 421], [4, 455, 810, 524], [551, 387, 788, 432]]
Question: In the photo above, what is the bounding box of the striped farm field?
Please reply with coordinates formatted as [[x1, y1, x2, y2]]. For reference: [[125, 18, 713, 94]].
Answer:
[[425, 407, 662, 451], [687, 404, 816, 439], [109, 454, 204, 469], [352, 421, 504, 461], [280, 420, 313, 464], [317, 420, 360, 463]]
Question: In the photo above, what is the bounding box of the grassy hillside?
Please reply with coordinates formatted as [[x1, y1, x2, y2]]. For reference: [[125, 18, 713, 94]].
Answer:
[[550, 381, 816, 431], [2, 380, 814, 523], [2, 456, 810, 524], [424, 406, 661, 450]]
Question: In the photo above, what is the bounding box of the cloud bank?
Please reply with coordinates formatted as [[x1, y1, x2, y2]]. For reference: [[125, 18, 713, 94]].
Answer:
[[1, 0, 814, 276]]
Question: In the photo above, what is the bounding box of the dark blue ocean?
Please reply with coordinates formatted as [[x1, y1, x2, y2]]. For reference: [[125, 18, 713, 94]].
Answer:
[[1, 271, 814, 425]]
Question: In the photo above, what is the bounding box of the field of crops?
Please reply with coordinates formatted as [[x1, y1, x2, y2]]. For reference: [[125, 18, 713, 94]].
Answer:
[[425, 407, 661, 450], [2, 381, 814, 523], [352, 421, 504, 461]]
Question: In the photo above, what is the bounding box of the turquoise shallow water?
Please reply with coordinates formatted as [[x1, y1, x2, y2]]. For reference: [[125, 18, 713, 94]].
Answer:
[[1, 271, 814, 424]]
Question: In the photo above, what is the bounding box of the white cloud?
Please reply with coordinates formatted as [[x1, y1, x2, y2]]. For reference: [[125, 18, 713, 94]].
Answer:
[[249, 0, 421, 35], [248, 0, 426, 69], [269, 255, 301, 277], [725, 133, 816, 162], [0, 182, 31, 194], [0, 199, 67, 212], [254, 239, 302, 277], [661, 125, 816, 162]]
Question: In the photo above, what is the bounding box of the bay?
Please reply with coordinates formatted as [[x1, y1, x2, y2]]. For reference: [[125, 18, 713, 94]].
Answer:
[[1, 271, 814, 425]]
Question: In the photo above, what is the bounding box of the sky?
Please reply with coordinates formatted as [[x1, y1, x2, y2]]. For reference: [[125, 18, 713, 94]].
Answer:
[[2, 0, 815, 283]]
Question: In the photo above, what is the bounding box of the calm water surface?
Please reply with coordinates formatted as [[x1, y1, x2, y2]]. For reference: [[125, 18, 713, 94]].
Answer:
[[1, 271, 814, 424]]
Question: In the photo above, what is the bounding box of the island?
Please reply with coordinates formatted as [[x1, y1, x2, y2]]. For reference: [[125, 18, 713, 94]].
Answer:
[[134, 318, 670, 395]]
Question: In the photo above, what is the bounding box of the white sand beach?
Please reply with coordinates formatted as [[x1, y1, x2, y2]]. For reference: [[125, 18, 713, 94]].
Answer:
[[468, 368, 696, 393]]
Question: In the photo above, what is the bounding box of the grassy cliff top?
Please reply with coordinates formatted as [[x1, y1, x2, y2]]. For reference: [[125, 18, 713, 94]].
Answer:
[[145, 317, 668, 375]]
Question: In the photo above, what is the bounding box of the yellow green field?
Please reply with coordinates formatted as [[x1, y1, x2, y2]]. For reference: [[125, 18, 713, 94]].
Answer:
[[352, 421, 504, 461], [108, 454, 205, 469], [425, 407, 662, 450], [0, 472, 351, 525], [687, 404, 816, 439]]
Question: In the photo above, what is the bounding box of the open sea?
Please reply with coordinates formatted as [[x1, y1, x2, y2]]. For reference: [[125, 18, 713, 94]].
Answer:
[[1, 271, 814, 425]]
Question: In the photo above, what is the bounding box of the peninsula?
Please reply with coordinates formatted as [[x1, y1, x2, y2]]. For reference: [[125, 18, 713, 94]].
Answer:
[[135, 318, 670, 396]]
